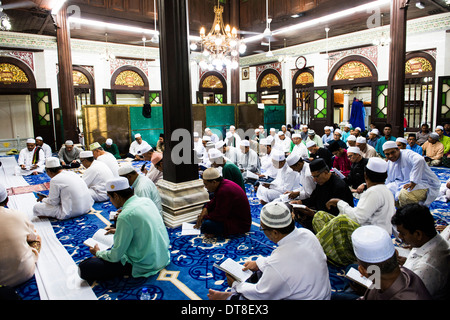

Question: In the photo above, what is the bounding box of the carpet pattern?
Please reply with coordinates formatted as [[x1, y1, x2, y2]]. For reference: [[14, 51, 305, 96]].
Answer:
[[8, 160, 450, 300]]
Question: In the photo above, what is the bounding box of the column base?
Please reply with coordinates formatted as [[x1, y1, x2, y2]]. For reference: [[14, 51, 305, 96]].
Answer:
[[156, 178, 209, 229]]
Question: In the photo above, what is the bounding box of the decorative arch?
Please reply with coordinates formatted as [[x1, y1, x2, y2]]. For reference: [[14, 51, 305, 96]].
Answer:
[[405, 51, 435, 78], [73, 66, 95, 104], [328, 55, 378, 85], [293, 69, 314, 88], [110, 65, 149, 90], [257, 68, 282, 92], [198, 71, 227, 103], [0, 57, 36, 91]]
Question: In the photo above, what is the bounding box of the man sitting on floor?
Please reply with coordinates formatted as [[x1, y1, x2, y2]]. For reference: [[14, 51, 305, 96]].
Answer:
[[306, 141, 333, 169], [15, 138, 45, 176], [406, 133, 423, 155], [80, 150, 115, 202], [311, 157, 396, 267], [101, 138, 121, 159], [356, 137, 377, 158], [208, 148, 245, 192], [237, 139, 261, 182], [33, 157, 94, 220], [283, 152, 316, 201], [194, 168, 251, 238], [0, 184, 41, 288], [126, 133, 151, 160], [328, 140, 352, 178], [383, 141, 441, 207], [118, 164, 163, 216], [290, 133, 309, 158], [90, 142, 119, 177], [79, 177, 170, 284], [344, 146, 369, 196], [391, 204, 450, 300], [35, 136, 52, 159], [207, 202, 331, 300], [421, 132, 444, 167], [58, 140, 81, 169], [352, 225, 432, 300]]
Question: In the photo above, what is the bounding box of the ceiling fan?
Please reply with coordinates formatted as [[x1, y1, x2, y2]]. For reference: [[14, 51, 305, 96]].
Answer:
[[0, 0, 36, 11]]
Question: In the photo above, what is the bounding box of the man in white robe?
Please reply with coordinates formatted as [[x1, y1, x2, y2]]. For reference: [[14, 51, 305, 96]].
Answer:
[[274, 131, 291, 153], [90, 142, 119, 177], [383, 141, 441, 207], [237, 140, 260, 179], [216, 140, 239, 165], [284, 152, 316, 201], [290, 133, 309, 158], [15, 138, 45, 176], [205, 128, 219, 144], [224, 126, 241, 148], [259, 139, 278, 179], [256, 150, 300, 204], [127, 133, 150, 160], [80, 151, 114, 202], [35, 136, 52, 158], [33, 157, 94, 220]]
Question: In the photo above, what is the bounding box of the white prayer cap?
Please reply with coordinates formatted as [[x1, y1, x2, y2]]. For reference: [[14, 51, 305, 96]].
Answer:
[[137, 144, 153, 155], [382, 141, 398, 151], [26, 138, 36, 144], [396, 137, 407, 145], [226, 132, 233, 139], [429, 132, 440, 140], [208, 148, 223, 160], [351, 225, 395, 263], [356, 137, 366, 144], [271, 149, 285, 162], [286, 152, 301, 166], [260, 202, 292, 229], [344, 123, 351, 128], [80, 150, 93, 158], [89, 142, 101, 150], [292, 133, 301, 139], [118, 164, 136, 176], [35, 136, 43, 141], [215, 140, 225, 149], [347, 135, 357, 141], [134, 133, 141, 138], [277, 131, 285, 136], [308, 129, 315, 135], [260, 138, 271, 146], [255, 129, 260, 133], [106, 177, 130, 192], [347, 147, 361, 155], [306, 141, 316, 148], [202, 135, 211, 141], [229, 125, 235, 130], [370, 129, 379, 135], [240, 140, 250, 147], [324, 126, 330, 131], [205, 141, 215, 149], [65, 140, 74, 145], [205, 127, 211, 132], [266, 136, 274, 143], [193, 132, 199, 138], [270, 128, 276, 132], [0, 183, 7, 203], [435, 125, 444, 131], [366, 157, 388, 173], [202, 167, 221, 180], [106, 138, 113, 145], [355, 127, 361, 132], [334, 129, 342, 135], [45, 157, 61, 168]]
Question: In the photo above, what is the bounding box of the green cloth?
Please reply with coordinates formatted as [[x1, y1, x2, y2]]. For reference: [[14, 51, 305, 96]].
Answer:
[[439, 135, 450, 154], [313, 210, 360, 267], [222, 161, 245, 191], [375, 135, 397, 158], [96, 195, 170, 278], [101, 143, 121, 159], [132, 174, 162, 215]]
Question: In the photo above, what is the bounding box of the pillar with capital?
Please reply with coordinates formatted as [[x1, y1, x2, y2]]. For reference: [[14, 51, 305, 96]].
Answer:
[[342, 90, 353, 124]]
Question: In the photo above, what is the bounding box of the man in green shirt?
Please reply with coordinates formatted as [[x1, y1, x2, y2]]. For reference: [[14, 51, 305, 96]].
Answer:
[[435, 125, 450, 155], [79, 177, 170, 283], [101, 138, 121, 159], [208, 148, 246, 191]]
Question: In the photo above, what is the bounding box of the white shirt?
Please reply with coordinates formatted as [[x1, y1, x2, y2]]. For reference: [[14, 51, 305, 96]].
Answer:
[[386, 149, 441, 206], [274, 136, 292, 153], [403, 234, 450, 300], [337, 184, 396, 235], [293, 162, 316, 200], [82, 160, 115, 201], [233, 228, 331, 300], [17, 147, 45, 174], [291, 142, 309, 158], [97, 152, 119, 177], [40, 143, 53, 158], [269, 162, 300, 194], [40, 170, 94, 220], [129, 140, 150, 156], [238, 149, 261, 174], [224, 146, 240, 165], [260, 153, 278, 178]]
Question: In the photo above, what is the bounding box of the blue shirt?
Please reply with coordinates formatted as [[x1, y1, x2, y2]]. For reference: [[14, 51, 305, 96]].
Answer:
[[375, 135, 397, 158], [406, 143, 423, 155]]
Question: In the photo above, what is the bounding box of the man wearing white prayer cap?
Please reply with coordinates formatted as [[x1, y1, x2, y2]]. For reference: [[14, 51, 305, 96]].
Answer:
[[127, 133, 151, 160], [306, 140, 333, 169], [101, 138, 121, 159], [0, 183, 41, 287], [367, 129, 380, 149], [33, 157, 94, 220], [383, 140, 440, 208], [290, 133, 308, 158], [79, 177, 170, 284], [396, 137, 407, 149], [90, 142, 119, 177], [208, 201, 331, 300], [274, 129, 292, 153], [322, 126, 333, 145], [208, 148, 245, 191], [35, 136, 52, 158], [15, 137, 46, 176], [356, 136, 377, 158], [306, 129, 323, 148], [237, 139, 260, 180], [256, 150, 300, 204], [346, 135, 357, 147], [434, 124, 450, 155], [284, 152, 316, 201], [80, 150, 115, 202], [352, 225, 432, 300], [58, 139, 81, 168], [344, 146, 369, 195], [421, 132, 444, 166]]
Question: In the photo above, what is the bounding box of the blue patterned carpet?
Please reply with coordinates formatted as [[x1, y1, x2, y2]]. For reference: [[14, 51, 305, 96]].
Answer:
[[10, 161, 450, 300]]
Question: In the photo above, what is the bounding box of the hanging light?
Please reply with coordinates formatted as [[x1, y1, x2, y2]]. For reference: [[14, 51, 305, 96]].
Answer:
[[196, 0, 243, 71], [151, 0, 159, 43]]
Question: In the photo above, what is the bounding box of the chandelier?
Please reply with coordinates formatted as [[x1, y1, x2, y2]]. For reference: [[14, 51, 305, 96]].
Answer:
[[195, 2, 246, 71]]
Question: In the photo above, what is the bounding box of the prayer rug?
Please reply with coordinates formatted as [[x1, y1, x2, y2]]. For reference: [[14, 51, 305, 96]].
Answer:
[[7, 158, 450, 300]]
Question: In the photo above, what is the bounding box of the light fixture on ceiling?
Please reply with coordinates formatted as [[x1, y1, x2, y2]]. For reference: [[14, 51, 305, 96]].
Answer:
[[102, 33, 115, 62], [372, 13, 390, 47], [151, 0, 159, 43], [263, 0, 272, 37], [0, 2, 11, 31], [196, 0, 245, 71], [415, 1, 425, 9]]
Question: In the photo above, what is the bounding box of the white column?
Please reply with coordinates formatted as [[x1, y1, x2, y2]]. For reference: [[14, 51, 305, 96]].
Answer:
[[342, 90, 353, 123]]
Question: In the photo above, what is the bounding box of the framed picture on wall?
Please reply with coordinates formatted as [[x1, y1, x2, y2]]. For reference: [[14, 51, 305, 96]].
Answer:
[[242, 67, 249, 80]]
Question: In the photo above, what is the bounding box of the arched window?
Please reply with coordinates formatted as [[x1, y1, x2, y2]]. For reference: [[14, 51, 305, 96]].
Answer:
[[292, 69, 314, 127], [106, 66, 150, 105], [198, 71, 227, 104], [257, 69, 283, 104]]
